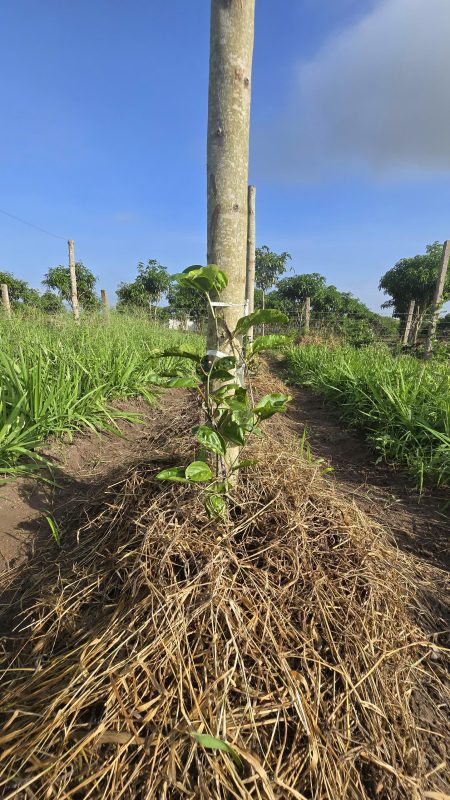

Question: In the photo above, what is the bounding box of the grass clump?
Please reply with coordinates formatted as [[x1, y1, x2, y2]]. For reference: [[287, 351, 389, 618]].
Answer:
[[0, 312, 201, 477], [286, 344, 450, 490]]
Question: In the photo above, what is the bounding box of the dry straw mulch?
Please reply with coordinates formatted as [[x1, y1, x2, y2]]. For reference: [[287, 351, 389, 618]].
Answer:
[[0, 390, 448, 800]]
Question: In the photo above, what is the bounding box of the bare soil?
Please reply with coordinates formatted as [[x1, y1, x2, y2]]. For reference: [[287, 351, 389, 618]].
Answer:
[[0, 396, 178, 571], [282, 382, 450, 573]]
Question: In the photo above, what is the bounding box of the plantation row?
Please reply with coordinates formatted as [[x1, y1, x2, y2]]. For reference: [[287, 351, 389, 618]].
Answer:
[[0, 314, 201, 478], [286, 344, 450, 489], [1, 310, 449, 490]]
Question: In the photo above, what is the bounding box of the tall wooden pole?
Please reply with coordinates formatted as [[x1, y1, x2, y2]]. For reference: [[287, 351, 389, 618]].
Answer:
[[424, 239, 450, 358], [207, 0, 255, 470], [101, 289, 109, 314], [1, 284, 11, 318], [402, 299, 415, 346], [68, 240, 80, 324], [304, 296, 311, 335], [245, 184, 256, 344]]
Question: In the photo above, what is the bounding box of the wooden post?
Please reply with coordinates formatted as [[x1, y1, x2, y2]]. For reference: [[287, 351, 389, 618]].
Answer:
[[424, 240, 450, 358], [245, 184, 256, 344], [1, 283, 11, 318], [304, 296, 311, 335], [402, 299, 415, 346], [68, 239, 80, 323], [101, 289, 109, 314], [410, 307, 421, 346], [207, 0, 255, 472]]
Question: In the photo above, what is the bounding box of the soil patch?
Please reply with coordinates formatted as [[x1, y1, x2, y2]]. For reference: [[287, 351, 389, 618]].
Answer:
[[0, 393, 183, 571]]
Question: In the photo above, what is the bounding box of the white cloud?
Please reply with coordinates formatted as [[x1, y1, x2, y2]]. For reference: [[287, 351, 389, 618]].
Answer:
[[256, 0, 450, 181]]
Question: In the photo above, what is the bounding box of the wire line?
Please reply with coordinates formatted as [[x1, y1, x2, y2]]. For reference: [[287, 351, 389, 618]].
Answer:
[[0, 207, 66, 241]]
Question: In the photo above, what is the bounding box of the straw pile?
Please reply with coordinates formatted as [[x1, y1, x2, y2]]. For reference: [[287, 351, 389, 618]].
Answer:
[[0, 388, 448, 799]]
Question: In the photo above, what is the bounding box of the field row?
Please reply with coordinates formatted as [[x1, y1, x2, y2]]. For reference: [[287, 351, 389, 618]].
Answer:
[[2, 314, 449, 491], [0, 314, 200, 478], [286, 344, 450, 490]]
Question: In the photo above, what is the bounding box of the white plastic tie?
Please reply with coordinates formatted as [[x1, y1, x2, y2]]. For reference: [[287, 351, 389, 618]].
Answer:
[[210, 301, 247, 308], [206, 349, 229, 359]]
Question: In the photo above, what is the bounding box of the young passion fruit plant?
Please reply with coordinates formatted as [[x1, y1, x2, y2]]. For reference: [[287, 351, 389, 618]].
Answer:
[[149, 265, 292, 517]]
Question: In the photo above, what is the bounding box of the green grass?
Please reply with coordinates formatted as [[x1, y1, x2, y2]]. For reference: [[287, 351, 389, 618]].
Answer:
[[0, 312, 201, 478], [286, 344, 450, 490]]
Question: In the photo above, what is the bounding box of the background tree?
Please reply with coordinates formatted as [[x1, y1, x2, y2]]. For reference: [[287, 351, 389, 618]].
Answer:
[[379, 242, 450, 344], [116, 279, 148, 311], [277, 273, 325, 324], [167, 282, 208, 328], [137, 259, 170, 317], [43, 262, 99, 310], [116, 259, 170, 317], [311, 284, 344, 314], [0, 270, 39, 306], [36, 291, 65, 314], [255, 246, 291, 310]]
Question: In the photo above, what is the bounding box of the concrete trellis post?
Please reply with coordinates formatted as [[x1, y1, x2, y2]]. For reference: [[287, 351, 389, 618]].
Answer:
[[1, 284, 11, 318], [101, 289, 109, 314], [424, 239, 450, 358], [304, 296, 311, 335], [206, 0, 256, 471], [402, 299, 415, 346], [68, 239, 80, 324]]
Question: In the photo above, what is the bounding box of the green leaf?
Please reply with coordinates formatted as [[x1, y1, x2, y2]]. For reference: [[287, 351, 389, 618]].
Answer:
[[254, 393, 292, 420], [182, 264, 204, 274], [204, 264, 228, 291], [205, 493, 227, 518], [45, 514, 61, 546], [234, 309, 289, 336], [156, 467, 187, 482], [209, 355, 236, 373], [196, 425, 226, 456], [218, 416, 246, 446], [250, 334, 291, 355], [208, 369, 235, 382], [190, 732, 242, 767], [175, 265, 228, 293], [232, 408, 257, 431], [164, 376, 199, 388], [185, 461, 213, 482], [231, 458, 257, 471], [210, 383, 241, 401], [224, 387, 249, 413]]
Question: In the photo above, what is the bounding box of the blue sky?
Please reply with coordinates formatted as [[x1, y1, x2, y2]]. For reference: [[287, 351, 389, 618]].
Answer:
[[1, 0, 449, 311]]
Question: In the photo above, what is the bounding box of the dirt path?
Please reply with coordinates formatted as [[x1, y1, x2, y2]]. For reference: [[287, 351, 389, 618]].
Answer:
[[281, 380, 449, 573], [0, 394, 182, 571]]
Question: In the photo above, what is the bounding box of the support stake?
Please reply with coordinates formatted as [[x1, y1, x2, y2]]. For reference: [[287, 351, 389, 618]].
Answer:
[[424, 239, 450, 358], [1, 283, 11, 318], [68, 239, 80, 324]]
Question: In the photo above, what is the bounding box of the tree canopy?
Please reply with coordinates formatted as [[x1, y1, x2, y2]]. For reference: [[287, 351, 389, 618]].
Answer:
[[0, 271, 38, 306], [116, 260, 170, 313], [43, 262, 99, 309], [167, 282, 207, 323], [36, 291, 65, 314], [255, 246, 291, 299], [276, 273, 326, 313], [379, 242, 449, 317]]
